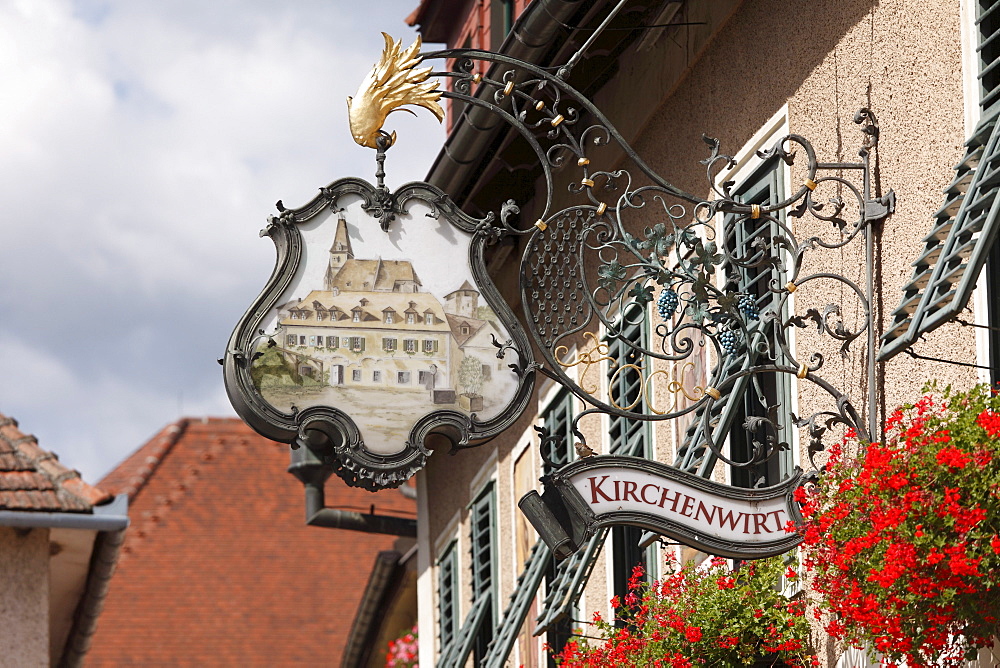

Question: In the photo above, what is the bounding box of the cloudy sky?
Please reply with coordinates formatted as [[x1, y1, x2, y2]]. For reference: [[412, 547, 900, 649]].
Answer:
[[0, 0, 445, 482]]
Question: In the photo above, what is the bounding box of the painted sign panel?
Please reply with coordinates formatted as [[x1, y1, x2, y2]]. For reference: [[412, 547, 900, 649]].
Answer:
[[223, 178, 534, 490], [520, 455, 802, 559]]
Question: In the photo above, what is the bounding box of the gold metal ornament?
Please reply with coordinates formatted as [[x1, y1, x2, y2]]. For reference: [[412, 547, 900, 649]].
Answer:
[[347, 33, 445, 149], [556, 332, 614, 394]]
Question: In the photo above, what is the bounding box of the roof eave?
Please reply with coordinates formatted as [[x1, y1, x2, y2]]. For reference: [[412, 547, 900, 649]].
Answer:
[[0, 494, 129, 531], [421, 0, 592, 201]]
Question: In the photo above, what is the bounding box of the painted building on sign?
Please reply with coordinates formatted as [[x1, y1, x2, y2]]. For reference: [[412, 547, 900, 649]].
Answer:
[[274, 217, 507, 403]]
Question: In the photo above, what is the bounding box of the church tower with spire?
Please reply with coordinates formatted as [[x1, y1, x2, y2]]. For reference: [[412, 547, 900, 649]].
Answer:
[[325, 215, 354, 290]]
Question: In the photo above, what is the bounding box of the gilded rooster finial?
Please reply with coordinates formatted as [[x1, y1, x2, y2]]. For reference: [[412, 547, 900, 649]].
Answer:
[[347, 33, 445, 149]]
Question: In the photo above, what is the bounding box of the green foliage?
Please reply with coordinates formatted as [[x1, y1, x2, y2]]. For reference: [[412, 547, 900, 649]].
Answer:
[[556, 555, 815, 667], [251, 344, 302, 388], [458, 355, 483, 396], [476, 305, 499, 324], [800, 383, 1000, 667]]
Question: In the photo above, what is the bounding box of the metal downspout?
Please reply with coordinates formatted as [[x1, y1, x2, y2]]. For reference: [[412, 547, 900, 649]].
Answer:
[[289, 436, 417, 538]]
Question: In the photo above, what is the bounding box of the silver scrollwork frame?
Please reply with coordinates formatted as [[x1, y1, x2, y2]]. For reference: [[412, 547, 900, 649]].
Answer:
[[223, 178, 535, 491]]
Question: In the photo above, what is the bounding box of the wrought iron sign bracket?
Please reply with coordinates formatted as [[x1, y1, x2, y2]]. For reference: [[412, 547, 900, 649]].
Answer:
[[223, 33, 895, 515]]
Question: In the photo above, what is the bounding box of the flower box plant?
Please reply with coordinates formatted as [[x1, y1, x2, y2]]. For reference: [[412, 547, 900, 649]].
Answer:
[[385, 625, 418, 668], [799, 384, 1000, 667], [554, 555, 816, 667]]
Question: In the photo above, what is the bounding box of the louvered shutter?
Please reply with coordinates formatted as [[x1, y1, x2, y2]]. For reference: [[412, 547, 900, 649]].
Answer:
[[437, 544, 458, 653], [480, 541, 552, 668]]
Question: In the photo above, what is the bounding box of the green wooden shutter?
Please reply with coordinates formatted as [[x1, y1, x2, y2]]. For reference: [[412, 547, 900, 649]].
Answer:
[[534, 528, 608, 634], [480, 541, 552, 668], [437, 543, 458, 653], [541, 390, 574, 474], [607, 306, 654, 606], [607, 305, 649, 458], [880, 1, 1000, 361], [879, 116, 1000, 360], [671, 159, 791, 486], [437, 483, 496, 668]]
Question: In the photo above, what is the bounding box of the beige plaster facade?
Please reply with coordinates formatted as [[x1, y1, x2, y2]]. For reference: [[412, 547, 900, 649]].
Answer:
[[411, 1, 993, 666]]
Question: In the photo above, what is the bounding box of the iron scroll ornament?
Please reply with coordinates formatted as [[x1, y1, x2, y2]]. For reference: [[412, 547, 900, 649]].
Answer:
[[227, 32, 896, 494], [393, 42, 895, 476], [222, 178, 535, 491]]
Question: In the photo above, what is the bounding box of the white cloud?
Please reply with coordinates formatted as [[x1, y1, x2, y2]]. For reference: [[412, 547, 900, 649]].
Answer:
[[0, 0, 446, 482]]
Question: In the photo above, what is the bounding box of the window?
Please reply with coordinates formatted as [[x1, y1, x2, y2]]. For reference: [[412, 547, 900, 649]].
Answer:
[[385, 311, 394, 324], [352, 369, 361, 382], [383, 337, 397, 352], [725, 159, 794, 488], [461, 324, 470, 335], [353, 310, 361, 323], [541, 389, 574, 474], [398, 371, 411, 384], [404, 339, 416, 353], [469, 483, 496, 664], [540, 390, 575, 659], [980, 0, 1000, 384], [418, 370, 430, 385], [406, 313, 416, 325], [327, 336, 338, 349], [425, 312, 434, 325], [607, 304, 655, 615], [438, 542, 459, 655], [423, 339, 437, 353], [317, 311, 325, 321], [350, 336, 365, 352], [299, 336, 306, 346], [286, 334, 296, 347], [373, 370, 381, 382]]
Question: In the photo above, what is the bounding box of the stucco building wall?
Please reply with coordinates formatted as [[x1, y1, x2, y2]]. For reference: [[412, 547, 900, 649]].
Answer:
[[0, 526, 50, 668], [416, 0, 982, 665]]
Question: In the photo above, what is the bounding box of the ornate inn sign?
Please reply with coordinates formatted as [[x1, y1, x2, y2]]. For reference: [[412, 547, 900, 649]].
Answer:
[[222, 176, 535, 491], [224, 31, 895, 559]]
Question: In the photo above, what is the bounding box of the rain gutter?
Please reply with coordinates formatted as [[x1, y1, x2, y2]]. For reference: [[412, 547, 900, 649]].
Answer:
[[424, 0, 591, 200], [0, 494, 129, 531]]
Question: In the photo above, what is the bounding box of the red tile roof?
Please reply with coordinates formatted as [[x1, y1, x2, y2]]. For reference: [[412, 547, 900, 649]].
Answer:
[[0, 414, 112, 512], [85, 417, 416, 666]]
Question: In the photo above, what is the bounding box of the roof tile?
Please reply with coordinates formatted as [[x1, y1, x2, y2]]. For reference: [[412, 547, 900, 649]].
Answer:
[[0, 411, 112, 512], [87, 417, 416, 665]]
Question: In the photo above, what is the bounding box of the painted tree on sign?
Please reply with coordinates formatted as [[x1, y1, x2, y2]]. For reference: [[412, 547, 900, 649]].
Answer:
[[459, 355, 484, 397]]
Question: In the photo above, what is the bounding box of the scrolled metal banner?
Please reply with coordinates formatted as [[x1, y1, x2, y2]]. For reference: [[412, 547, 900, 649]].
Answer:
[[520, 455, 803, 560]]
